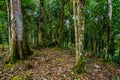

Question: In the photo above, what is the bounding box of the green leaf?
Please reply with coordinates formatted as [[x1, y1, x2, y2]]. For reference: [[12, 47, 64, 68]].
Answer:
[[0, 10, 6, 16]]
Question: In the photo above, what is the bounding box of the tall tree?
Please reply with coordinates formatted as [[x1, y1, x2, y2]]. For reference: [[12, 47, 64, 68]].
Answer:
[[39, 0, 45, 46], [8, 0, 31, 63], [73, 0, 78, 63], [73, 0, 86, 74], [105, 0, 112, 60], [49, 0, 53, 44], [59, 2, 64, 47], [73, 0, 86, 63], [6, 0, 11, 51]]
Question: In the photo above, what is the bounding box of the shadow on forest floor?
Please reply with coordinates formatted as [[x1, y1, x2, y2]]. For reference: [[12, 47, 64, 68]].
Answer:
[[0, 48, 120, 80]]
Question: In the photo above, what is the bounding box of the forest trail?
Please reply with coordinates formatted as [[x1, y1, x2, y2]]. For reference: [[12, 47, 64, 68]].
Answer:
[[0, 48, 120, 80]]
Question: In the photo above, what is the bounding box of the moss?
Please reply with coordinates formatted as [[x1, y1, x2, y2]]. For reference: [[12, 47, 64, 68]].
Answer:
[[9, 39, 32, 64], [11, 75, 20, 80], [10, 39, 19, 64], [23, 72, 32, 80], [73, 57, 87, 74]]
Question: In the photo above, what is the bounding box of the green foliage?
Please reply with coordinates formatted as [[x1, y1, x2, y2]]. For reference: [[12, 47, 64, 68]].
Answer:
[[22, 72, 32, 80], [10, 73, 32, 80], [0, 10, 6, 17], [114, 77, 120, 80], [11, 75, 20, 80]]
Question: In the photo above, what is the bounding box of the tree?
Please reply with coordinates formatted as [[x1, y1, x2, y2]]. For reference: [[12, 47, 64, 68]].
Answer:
[[38, 0, 45, 47], [73, 0, 86, 74], [8, 0, 31, 63], [73, 0, 86, 63], [59, 1, 65, 47], [6, 0, 11, 51], [104, 0, 112, 60]]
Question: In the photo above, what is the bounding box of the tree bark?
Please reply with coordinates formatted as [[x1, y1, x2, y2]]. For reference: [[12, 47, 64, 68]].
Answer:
[[6, 0, 11, 51], [105, 0, 112, 60], [59, 4, 64, 47], [8, 0, 31, 63], [68, 4, 72, 48], [1, 27, 4, 51], [39, 0, 45, 47], [73, 1, 79, 63], [78, 0, 85, 60], [49, 0, 53, 45]]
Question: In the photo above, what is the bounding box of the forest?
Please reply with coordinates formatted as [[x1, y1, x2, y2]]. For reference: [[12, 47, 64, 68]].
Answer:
[[0, 0, 120, 80]]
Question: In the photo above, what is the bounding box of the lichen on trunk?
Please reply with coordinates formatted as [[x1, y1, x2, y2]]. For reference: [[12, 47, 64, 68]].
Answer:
[[73, 0, 86, 74], [10, 39, 19, 63], [8, 0, 32, 63]]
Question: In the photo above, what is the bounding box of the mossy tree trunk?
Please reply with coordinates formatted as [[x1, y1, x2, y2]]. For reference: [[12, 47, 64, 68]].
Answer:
[[39, 0, 45, 47], [49, 0, 53, 45], [73, 0, 86, 74], [1, 27, 4, 51], [6, 0, 11, 51], [68, 4, 72, 48], [59, 4, 64, 47], [73, 1, 79, 63], [73, 0, 86, 63], [104, 0, 112, 60], [9, 0, 31, 63]]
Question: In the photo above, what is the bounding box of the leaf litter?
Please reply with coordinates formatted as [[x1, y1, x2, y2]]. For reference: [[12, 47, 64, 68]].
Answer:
[[0, 48, 120, 80]]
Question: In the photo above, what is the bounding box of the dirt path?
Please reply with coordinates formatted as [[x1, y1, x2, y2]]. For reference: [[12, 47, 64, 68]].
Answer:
[[0, 48, 120, 80]]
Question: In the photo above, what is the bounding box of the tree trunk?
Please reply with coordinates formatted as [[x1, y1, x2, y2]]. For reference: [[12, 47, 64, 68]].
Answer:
[[68, 5, 72, 48], [59, 4, 64, 47], [97, 25, 100, 56], [6, 0, 11, 51], [73, 0, 86, 74], [8, 0, 31, 63], [105, 0, 112, 60], [39, 0, 45, 47], [1, 29, 4, 51], [77, 0, 85, 61], [49, 0, 53, 44], [73, 0, 86, 63], [73, 1, 79, 63]]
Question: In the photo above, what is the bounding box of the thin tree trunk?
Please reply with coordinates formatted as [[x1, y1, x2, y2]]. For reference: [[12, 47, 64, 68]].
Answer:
[[6, 0, 11, 51], [105, 0, 112, 60], [39, 0, 45, 47], [68, 4, 71, 48], [73, 1, 79, 63], [59, 4, 64, 47], [49, 0, 53, 44], [77, 0, 85, 61], [97, 26, 100, 56], [73, 0, 86, 74], [1, 28, 4, 51]]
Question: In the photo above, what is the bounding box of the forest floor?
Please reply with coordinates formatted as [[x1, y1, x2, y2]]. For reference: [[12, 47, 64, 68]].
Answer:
[[0, 48, 120, 80]]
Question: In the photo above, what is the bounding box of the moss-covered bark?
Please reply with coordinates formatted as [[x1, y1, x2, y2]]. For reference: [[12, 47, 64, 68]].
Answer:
[[73, 0, 86, 74], [59, 4, 64, 47], [9, 40, 32, 63], [38, 0, 45, 47], [10, 39, 19, 63], [73, 1, 79, 63], [8, 0, 32, 64], [104, 0, 112, 60]]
